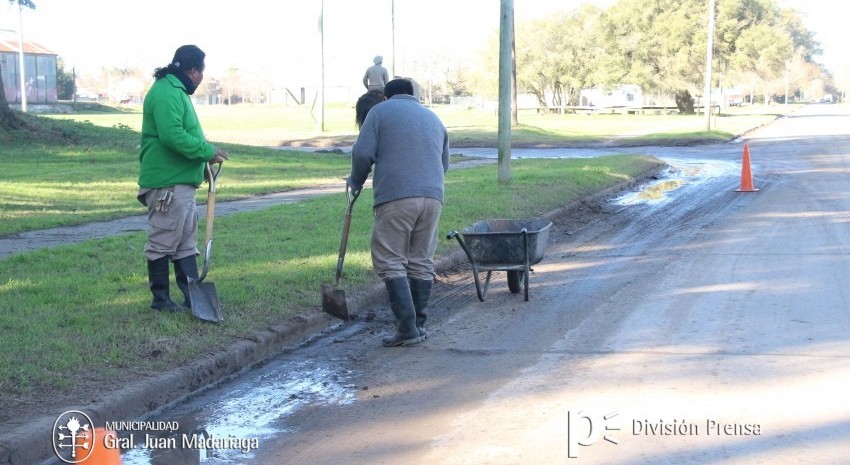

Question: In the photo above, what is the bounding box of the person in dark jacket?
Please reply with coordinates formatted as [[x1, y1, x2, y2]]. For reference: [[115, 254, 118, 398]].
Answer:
[[348, 78, 449, 346], [138, 45, 228, 312]]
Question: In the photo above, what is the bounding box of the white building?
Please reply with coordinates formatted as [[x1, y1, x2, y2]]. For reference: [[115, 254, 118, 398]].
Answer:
[[579, 84, 642, 107]]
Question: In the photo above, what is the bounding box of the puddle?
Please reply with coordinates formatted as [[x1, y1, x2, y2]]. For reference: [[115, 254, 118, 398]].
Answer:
[[614, 158, 739, 206], [119, 361, 355, 464]]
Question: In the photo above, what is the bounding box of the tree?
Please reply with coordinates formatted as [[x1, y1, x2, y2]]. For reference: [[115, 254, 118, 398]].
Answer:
[[597, 0, 708, 113], [507, 6, 603, 109], [730, 23, 793, 104], [56, 57, 74, 100], [471, 0, 822, 113], [0, 0, 36, 129]]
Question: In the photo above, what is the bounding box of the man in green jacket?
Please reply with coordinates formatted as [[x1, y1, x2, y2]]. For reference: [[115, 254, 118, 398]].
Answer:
[[138, 45, 228, 312]]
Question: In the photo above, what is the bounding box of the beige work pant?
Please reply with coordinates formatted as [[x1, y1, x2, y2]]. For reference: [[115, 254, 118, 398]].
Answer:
[[371, 197, 442, 281]]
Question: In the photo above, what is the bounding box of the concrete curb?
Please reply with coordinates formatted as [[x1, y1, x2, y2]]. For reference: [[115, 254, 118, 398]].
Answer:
[[0, 163, 666, 465]]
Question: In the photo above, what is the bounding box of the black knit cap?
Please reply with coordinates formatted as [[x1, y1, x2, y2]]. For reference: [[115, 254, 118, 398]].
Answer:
[[171, 45, 205, 71]]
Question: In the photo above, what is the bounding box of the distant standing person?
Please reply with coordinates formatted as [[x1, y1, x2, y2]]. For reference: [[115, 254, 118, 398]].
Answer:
[[362, 55, 389, 92], [138, 45, 229, 312], [348, 78, 450, 347]]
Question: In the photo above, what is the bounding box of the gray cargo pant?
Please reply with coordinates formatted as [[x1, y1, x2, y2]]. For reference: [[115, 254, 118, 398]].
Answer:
[[141, 184, 199, 261]]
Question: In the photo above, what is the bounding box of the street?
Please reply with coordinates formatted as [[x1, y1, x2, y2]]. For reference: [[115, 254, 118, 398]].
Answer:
[[120, 104, 850, 465]]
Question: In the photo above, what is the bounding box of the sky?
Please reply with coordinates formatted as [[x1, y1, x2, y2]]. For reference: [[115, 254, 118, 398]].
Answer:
[[0, 0, 844, 89]]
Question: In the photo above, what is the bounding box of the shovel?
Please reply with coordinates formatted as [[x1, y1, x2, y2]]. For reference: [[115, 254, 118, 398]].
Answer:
[[189, 163, 223, 323], [321, 184, 360, 320]]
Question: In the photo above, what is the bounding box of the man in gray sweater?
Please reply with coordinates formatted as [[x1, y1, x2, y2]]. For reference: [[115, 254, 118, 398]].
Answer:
[[363, 55, 389, 92], [348, 78, 450, 347]]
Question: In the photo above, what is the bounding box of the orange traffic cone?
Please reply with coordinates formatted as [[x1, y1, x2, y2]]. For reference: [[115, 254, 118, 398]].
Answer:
[[79, 428, 122, 464], [736, 144, 759, 192]]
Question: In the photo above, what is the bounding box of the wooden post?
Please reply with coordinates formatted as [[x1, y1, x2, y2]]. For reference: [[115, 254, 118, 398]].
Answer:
[[391, 0, 396, 78], [18, 3, 27, 112], [511, 8, 518, 126], [319, 0, 325, 132], [498, 0, 513, 184], [703, 0, 715, 130]]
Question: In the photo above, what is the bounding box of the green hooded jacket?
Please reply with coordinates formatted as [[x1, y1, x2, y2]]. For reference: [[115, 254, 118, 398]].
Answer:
[[138, 73, 215, 188]]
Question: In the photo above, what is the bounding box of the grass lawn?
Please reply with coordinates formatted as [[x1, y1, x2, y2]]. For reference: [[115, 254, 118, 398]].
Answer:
[[45, 101, 798, 148], [0, 115, 352, 235]]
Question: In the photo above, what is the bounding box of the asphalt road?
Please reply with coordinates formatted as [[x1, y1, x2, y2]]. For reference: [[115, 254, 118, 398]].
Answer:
[[118, 104, 850, 465]]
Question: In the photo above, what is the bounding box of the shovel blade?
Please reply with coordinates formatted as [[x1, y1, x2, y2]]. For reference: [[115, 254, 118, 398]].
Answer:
[[321, 284, 349, 320], [189, 280, 223, 323]]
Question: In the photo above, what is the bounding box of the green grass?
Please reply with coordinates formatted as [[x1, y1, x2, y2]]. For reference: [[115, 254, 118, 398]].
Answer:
[[447, 106, 795, 147], [0, 155, 663, 398], [45, 102, 797, 148], [0, 115, 352, 236]]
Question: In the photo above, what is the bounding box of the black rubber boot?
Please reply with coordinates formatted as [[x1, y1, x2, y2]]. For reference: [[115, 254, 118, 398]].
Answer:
[[147, 257, 180, 312], [382, 277, 422, 347], [173, 256, 199, 309], [409, 278, 432, 340]]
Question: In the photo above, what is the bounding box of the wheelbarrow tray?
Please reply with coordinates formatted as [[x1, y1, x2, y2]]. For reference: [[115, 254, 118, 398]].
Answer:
[[448, 218, 552, 301]]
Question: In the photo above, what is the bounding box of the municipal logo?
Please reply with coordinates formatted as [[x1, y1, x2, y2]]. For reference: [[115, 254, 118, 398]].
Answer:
[[52, 410, 95, 463]]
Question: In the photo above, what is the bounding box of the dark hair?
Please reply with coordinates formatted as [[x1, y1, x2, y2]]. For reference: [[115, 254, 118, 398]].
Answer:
[[153, 45, 206, 79], [384, 79, 414, 99], [355, 90, 386, 128]]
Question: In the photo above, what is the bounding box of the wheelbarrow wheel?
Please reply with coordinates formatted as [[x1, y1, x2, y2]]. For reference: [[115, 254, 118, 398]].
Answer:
[[507, 270, 524, 294]]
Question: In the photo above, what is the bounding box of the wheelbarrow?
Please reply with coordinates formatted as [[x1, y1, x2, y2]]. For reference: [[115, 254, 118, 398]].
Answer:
[[447, 218, 553, 302]]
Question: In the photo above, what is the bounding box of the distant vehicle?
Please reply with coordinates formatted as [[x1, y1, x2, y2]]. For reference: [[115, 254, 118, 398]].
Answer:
[[819, 94, 834, 104], [728, 97, 744, 107]]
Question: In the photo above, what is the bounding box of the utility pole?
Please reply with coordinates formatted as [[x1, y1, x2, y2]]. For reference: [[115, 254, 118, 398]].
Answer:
[[703, 0, 715, 130], [319, 0, 325, 132], [784, 61, 789, 105], [511, 10, 518, 126], [391, 0, 396, 78], [497, 0, 513, 184], [18, 2, 27, 112]]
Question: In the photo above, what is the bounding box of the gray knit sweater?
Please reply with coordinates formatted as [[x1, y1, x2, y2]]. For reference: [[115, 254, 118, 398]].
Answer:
[[348, 94, 449, 207]]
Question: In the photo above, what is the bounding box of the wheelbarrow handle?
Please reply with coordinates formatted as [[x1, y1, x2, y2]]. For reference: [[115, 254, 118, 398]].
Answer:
[[447, 230, 487, 302], [446, 231, 472, 259]]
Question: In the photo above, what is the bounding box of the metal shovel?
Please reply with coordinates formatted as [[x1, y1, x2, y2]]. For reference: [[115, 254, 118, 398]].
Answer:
[[321, 184, 360, 320], [189, 163, 223, 323]]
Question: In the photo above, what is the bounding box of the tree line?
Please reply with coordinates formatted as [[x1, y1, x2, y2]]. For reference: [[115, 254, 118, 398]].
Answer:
[[471, 0, 826, 113], [1, 0, 833, 128]]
